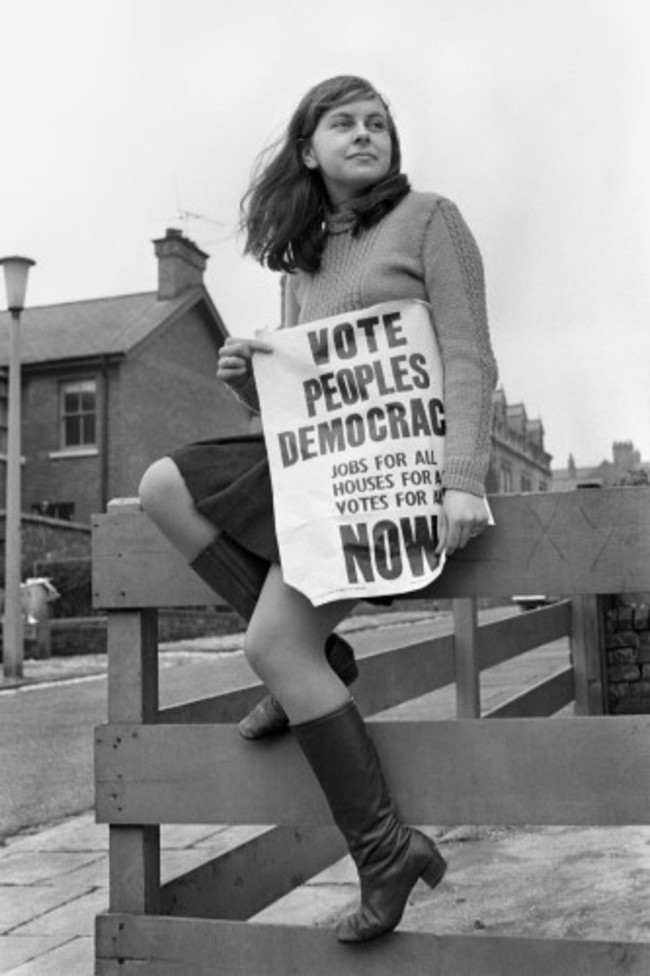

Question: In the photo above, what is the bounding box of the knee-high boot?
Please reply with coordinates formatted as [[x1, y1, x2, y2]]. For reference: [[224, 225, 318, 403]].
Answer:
[[190, 536, 358, 737], [292, 699, 447, 943]]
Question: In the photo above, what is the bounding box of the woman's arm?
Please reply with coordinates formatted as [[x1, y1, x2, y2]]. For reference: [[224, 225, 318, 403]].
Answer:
[[422, 199, 498, 552]]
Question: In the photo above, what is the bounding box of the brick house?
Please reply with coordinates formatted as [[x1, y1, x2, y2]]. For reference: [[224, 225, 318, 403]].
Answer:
[[0, 230, 252, 524]]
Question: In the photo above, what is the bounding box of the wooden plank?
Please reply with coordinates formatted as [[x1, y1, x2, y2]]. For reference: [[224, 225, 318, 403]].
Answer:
[[571, 595, 606, 715], [107, 611, 159, 723], [109, 827, 160, 914], [92, 487, 650, 608], [454, 598, 480, 717], [161, 685, 265, 724], [478, 600, 571, 670], [342, 633, 456, 714], [95, 717, 650, 826], [96, 915, 650, 975], [159, 606, 569, 725], [106, 609, 160, 913], [160, 825, 345, 920], [430, 487, 650, 598], [159, 633, 457, 724], [92, 508, 221, 610], [484, 667, 575, 718]]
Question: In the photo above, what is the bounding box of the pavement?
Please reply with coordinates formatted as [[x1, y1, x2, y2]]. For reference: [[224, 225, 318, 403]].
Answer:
[[1, 610, 649, 973]]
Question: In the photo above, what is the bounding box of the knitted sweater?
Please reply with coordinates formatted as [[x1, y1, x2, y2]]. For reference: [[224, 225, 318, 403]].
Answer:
[[233, 190, 498, 497]]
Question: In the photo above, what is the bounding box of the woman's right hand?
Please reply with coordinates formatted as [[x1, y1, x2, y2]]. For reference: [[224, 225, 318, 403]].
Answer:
[[216, 336, 273, 382]]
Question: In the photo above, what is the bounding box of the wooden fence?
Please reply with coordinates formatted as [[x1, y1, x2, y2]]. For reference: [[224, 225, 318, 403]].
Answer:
[[93, 487, 650, 974]]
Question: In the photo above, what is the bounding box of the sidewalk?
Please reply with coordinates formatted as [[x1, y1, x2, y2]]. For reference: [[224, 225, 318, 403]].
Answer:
[[1, 615, 649, 973]]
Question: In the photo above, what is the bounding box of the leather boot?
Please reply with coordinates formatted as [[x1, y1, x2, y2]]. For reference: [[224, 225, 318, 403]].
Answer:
[[292, 699, 446, 943], [190, 536, 359, 737]]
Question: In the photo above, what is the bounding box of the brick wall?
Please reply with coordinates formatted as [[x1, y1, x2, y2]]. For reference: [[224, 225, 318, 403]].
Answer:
[[116, 306, 251, 499], [0, 512, 90, 582], [605, 595, 650, 714]]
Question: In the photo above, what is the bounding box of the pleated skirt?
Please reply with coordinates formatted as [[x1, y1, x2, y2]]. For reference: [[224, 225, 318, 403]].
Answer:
[[169, 433, 280, 564]]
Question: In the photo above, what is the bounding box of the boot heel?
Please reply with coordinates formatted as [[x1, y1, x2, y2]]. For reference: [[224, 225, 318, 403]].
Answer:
[[421, 847, 447, 889]]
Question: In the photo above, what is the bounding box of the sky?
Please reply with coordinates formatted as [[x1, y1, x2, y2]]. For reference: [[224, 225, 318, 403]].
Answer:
[[1, 0, 648, 471]]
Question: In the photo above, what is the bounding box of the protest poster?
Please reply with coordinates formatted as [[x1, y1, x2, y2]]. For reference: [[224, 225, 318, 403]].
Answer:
[[253, 299, 446, 606]]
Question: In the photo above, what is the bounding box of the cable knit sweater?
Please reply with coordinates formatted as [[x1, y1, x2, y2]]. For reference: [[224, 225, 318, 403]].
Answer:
[[233, 190, 498, 497]]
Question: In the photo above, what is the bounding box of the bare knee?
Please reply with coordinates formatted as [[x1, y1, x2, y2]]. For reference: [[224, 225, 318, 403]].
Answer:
[[243, 626, 282, 679], [139, 457, 218, 561], [138, 458, 178, 522]]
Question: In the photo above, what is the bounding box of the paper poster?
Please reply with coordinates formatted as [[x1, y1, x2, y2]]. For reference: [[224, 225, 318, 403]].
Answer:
[[253, 300, 446, 606]]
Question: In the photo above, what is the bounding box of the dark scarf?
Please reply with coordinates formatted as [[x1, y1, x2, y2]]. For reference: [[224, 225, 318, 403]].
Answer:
[[348, 173, 411, 235]]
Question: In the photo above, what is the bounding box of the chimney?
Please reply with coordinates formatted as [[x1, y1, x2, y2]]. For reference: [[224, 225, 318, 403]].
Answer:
[[153, 228, 209, 300]]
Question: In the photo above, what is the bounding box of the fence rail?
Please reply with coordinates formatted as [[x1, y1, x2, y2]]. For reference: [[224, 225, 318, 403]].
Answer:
[[93, 487, 650, 974]]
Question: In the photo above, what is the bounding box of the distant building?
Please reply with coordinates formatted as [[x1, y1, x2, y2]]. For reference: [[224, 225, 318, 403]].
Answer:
[[0, 230, 251, 523], [487, 388, 552, 493], [552, 441, 650, 491]]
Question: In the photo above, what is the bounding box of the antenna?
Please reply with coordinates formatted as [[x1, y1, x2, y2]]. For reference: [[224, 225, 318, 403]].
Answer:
[[177, 209, 226, 238], [172, 176, 226, 239]]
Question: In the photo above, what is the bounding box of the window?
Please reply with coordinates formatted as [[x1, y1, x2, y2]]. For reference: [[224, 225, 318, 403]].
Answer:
[[31, 501, 76, 521], [61, 379, 96, 449], [499, 464, 513, 493], [520, 474, 532, 492]]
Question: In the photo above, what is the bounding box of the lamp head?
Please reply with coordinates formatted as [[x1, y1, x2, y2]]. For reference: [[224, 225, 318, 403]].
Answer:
[[0, 256, 36, 313]]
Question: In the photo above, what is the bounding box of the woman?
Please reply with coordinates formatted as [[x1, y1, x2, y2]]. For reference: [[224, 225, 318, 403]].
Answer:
[[139, 75, 498, 943]]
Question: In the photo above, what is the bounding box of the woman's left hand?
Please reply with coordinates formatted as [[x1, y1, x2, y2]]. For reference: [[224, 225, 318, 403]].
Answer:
[[435, 489, 489, 556]]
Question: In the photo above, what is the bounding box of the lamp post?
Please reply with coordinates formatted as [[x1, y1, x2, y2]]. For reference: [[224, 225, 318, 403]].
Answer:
[[1, 256, 35, 679]]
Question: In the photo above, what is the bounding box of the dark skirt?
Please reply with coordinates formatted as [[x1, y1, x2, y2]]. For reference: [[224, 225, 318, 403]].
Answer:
[[170, 432, 393, 606], [169, 433, 280, 564]]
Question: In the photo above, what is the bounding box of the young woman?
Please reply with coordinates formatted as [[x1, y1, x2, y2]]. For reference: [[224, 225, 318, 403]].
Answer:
[[139, 75, 498, 943]]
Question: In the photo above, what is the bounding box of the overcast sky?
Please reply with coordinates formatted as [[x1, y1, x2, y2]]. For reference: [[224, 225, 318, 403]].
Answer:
[[1, 0, 648, 470]]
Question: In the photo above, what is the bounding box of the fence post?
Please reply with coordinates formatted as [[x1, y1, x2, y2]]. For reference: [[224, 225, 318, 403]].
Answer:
[[453, 597, 480, 718], [570, 595, 606, 715], [107, 608, 161, 912]]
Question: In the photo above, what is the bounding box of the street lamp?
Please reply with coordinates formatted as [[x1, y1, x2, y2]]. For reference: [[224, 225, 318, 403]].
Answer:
[[0, 256, 35, 679]]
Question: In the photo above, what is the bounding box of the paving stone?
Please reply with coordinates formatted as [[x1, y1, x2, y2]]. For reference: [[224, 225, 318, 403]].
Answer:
[[14, 887, 106, 938], [0, 851, 102, 885], [6, 814, 105, 853], [161, 847, 236, 884], [160, 823, 229, 849], [0, 935, 67, 973], [5, 935, 93, 975], [55, 855, 109, 889], [192, 823, 270, 849], [401, 825, 650, 941], [0, 879, 92, 935], [252, 882, 356, 928]]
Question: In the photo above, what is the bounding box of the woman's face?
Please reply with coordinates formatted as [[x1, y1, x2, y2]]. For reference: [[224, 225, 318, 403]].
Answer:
[[301, 95, 393, 206]]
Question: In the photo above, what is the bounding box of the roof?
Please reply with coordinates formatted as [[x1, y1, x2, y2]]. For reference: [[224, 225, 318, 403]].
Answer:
[[0, 286, 224, 366]]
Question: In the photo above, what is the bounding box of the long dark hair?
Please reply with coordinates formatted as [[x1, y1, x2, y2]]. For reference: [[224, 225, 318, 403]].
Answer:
[[240, 75, 410, 273]]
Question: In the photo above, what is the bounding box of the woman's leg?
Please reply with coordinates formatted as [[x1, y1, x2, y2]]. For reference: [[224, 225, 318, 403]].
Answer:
[[245, 564, 446, 943], [138, 457, 358, 731], [244, 563, 354, 724]]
